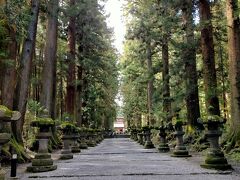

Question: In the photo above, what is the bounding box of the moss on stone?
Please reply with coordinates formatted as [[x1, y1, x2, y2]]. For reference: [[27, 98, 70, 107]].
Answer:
[[32, 159, 53, 166], [31, 117, 54, 127], [60, 122, 79, 134], [0, 105, 13, 118]]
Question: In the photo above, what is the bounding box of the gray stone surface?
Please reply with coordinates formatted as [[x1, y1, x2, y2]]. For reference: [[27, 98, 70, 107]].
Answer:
[[7, 138, 240, 179]]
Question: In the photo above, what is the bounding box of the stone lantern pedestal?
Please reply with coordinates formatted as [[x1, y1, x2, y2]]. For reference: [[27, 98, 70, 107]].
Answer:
[[200, 118, 232, 170], [0, 106, 21, 180], [143, 127, 154, 149], [60, 134, 73, 160], [137, 133, 143, 145], [171, 121, 191, 157], [78, 133, 88, 149], [87, 130, 96, 147], [27, 118, 57, 172], [71, 134, 81, 153], [158, 122, 170, 153]]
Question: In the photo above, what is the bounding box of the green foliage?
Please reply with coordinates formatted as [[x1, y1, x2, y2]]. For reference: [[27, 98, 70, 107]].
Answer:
[[60, 122, 79, 134], [27, 99, 47, 115], [31, 117, 54, 127], [0, 105, 13, 117]]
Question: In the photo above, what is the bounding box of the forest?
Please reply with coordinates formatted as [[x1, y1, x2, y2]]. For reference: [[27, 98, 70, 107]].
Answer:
[[121, 0, 240, 158], [0, 0, 239, 164]]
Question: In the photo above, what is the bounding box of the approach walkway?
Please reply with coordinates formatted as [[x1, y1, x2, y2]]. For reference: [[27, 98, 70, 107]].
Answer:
[[17, 138, 240, 179]]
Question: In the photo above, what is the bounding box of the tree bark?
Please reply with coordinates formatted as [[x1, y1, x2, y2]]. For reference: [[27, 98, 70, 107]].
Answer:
[[199, 0, 220, 115], [40, 0, 58, 118], [2, 25, 17, 109], [226, 0, 240, 135], [65, 0, 76, 119], [182, 0, 202, 129], [146, 40, 154, 125], [76, 66, 83, 126], [13, 0, 40, 143], [162, 37, 171, 121]]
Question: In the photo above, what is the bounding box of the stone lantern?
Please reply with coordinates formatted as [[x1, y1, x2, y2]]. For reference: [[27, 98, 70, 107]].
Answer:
[[199, 115, 232, 170], [137, 132, 144, 145], [158, 121, 170, 153], [142, 126, 154, 149], [78, 127, 88, 149], [171, 120, 191, 157], [87, 128, 96, 147], [71, 131, 81, 153], [0, 105, 21, 179], [27, 115, 57, 172]]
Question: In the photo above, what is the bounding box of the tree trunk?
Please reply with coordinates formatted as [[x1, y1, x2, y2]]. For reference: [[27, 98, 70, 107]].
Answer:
[[76, 66, 83, 126], [182, 1, 202, 129], [226, 0, 240, 137], [65, 0, 76, 119], [13, 0, 40, 143], [146, 40, 154, 125], [40, 0, 58, 118], [2, 26, 17, 109], [0, 21, 18, 132], [162, 37, 171, 121], [199, 0, 220, 115]]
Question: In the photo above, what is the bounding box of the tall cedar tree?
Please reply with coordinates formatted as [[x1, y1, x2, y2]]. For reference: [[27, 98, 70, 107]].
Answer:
[[162, 36, 171, 119], [226, 0, 240, 142], [40, 0, 59, 118], [182, 1, 202, 129], [13, 0, 40, 143], [199, 0, 220, 115], [146, 39, 154, 125], [65, 0, 76, 120]]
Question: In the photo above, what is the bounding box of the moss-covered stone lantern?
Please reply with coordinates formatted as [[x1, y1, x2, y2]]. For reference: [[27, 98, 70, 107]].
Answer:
[[199, 115, 232, 170], [59, 122, 79, 159], [27, 115, 57, 172], [137, 131, 144, 145], [171, 120, 191, 157], [0, 105, 21, 179], [78, 127, 88, 149], [158, 121, 170, 153], [142, 126, 154, 149], [87, 128, 96, 147]]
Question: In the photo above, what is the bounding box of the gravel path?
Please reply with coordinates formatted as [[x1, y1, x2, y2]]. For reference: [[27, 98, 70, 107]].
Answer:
[[6, 138, 240, 180]]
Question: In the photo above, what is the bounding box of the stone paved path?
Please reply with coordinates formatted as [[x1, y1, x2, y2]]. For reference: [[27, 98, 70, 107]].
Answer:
[[13, 138, 240, 179]]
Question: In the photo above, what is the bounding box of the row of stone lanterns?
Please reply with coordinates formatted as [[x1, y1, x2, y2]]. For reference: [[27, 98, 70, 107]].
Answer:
[[130, 114, 232, 171], [0, 105, 105, 179], [27, 121, 105, 173], [0, 105, 21, 179]]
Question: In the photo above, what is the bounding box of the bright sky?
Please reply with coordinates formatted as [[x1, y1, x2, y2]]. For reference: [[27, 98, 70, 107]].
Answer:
[[104, 0, 126, 54]]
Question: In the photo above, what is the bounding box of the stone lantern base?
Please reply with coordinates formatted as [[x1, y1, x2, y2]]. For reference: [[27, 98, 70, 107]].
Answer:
[[87, 138, 96, 147], [60, 149, 73, 160], [171, 147, 191, 157], [144, 140, 155, 149], [71, 145, 81, 153], [27, 153, 57, 172], [79, 139, 88, 149], [158, 143, 170, 153], [200, 151, 232, 170]]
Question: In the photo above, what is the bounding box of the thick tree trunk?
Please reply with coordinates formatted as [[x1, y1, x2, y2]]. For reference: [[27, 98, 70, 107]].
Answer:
[[40, 0, 58, 117], [182, 1, 202, 129], [199, 0, 220, 115], [226, 0, 240, 135], [146, 40, 154, 125], [1, 23, 17, 132], [65, 0, 76, 119], [2, 27, 17, 109], [76, 66, 83, 126], [162, 38, 171, 121], [13, 0, 40, 143]]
